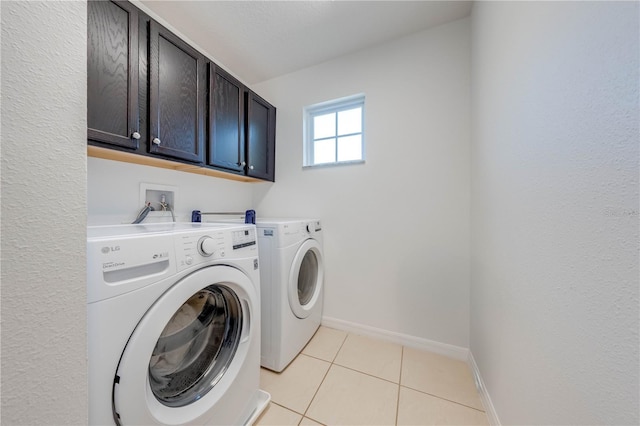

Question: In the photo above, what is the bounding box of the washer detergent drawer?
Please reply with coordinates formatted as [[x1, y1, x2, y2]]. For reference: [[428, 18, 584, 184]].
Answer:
[[87, 234, 177, 303]]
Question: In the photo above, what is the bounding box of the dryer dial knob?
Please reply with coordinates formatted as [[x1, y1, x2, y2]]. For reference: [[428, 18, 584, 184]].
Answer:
[[198, 236, 217, 256]]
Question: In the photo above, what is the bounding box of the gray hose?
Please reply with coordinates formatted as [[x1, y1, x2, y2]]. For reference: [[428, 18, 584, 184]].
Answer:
[[132, 204, 155, 224]]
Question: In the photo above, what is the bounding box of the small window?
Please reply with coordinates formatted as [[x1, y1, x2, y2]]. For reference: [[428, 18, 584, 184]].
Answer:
[[304, 94, 365, 167]]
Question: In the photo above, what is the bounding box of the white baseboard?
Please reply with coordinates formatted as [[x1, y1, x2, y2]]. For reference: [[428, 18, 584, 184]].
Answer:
[[321, 316, 469, 361], [468, 351, 501, 426]]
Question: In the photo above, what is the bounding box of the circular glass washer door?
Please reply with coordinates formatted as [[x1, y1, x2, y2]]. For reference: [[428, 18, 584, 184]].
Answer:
[[113, 266, 256, 425], [288, 239, 324, 319]]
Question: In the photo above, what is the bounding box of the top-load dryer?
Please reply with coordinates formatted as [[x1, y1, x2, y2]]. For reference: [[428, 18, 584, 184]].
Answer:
[[256, 219, 324, 372]]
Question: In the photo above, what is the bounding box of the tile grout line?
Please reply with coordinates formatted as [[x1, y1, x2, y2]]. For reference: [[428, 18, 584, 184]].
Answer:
[[298, 332, 349, 424], [299, 364, 330, 426], [307, 358, 400, 386], [267, 401, 306, 420], [305, 337, 403, 386], [395, 345, 404, 426], [331, 332, 349, 363], [400, 383, 487, 413]]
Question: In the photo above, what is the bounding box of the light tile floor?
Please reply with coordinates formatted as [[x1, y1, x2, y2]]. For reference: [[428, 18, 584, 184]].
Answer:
[[255, 327, 489, 426]]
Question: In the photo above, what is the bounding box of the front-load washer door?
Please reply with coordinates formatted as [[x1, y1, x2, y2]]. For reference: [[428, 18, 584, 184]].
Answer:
[[113, 266, 256, 425], [288, 239, 324, 319]]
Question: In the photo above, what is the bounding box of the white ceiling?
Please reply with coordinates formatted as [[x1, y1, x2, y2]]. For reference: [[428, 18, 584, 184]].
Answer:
[[140, 1, 473, 85]]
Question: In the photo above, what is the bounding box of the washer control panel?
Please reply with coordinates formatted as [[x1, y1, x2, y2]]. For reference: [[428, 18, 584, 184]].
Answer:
[[87, 223, 258, 303], [232, 228, 257, 250], [174, 227, 257, 271]]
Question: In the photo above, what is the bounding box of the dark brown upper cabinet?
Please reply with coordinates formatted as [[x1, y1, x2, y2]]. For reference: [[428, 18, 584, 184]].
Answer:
[[87, 0, 139, 149], [208, 64, 245, 174], [148, 20, 206, 163], [88, 1, 276, 182], [246, 91, 276, 181]]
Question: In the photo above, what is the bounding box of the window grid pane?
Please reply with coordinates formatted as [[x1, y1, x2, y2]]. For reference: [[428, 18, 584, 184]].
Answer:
[[314, 138, 336, 164], [306, 95, 364, 166], [337, 107, 362, 136], [337, 135, 362, 162], [313, 112, 336, 139]]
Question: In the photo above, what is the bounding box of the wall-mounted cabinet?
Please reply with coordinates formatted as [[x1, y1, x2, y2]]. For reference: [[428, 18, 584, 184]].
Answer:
[[87, 0, 139, 149], [148, 20, 206, 163], [246, 91, 276, 181], [209, 64, 245, 174], [87, 0, 276, 182], [208, 64, 277, 182]]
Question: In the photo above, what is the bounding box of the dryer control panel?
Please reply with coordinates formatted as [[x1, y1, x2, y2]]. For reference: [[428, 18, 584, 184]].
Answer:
[[257, 219, 322, 249], [305, 220, 322, 234]]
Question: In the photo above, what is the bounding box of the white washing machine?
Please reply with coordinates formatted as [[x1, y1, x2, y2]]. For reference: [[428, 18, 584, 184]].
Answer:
[[87, 222, 270, 425], [257, 219, 324, 372]]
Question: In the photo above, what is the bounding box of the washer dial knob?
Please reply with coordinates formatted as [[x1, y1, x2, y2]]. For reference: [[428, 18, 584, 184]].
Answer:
[[198, 236, 217, 256]]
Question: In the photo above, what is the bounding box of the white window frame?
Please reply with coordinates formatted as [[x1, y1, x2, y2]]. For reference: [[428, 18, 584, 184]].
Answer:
[[303, 94, 365, 168]]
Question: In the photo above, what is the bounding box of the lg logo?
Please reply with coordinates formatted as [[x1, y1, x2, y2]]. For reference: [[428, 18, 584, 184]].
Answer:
[[101, 246, 121, 254]]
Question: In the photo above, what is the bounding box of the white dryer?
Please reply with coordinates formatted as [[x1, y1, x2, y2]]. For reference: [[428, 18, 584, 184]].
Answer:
[[87, 222, 269, 425], [257, 219, 324, 372]]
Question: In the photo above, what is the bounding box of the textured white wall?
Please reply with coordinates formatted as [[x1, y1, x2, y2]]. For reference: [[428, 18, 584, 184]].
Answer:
[[1, 1, 88, 424], [470, 2, 639, 424], [253, 19, 471, 347], [88, 158, 254, 225]]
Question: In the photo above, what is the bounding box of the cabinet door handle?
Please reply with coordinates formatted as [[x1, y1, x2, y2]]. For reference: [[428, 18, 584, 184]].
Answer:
[[152, 137, 161, 145], [249, 165, 254, 170], [240, 161, 247, 167], [131, 132, 141, 140]]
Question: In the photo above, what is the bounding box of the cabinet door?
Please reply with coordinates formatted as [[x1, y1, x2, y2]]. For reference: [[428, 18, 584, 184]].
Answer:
[[149, 21, 205, 163], [87, 0, 139, 149], [245, 91, 276, 181], [208, 64, 245, 173]]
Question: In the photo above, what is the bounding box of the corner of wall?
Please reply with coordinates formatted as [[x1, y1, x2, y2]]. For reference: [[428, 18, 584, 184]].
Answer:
[[468, 351, 501, 426]]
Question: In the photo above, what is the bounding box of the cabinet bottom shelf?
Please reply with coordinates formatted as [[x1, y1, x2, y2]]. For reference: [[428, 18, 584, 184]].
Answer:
[[88, 145, 264, 183]]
